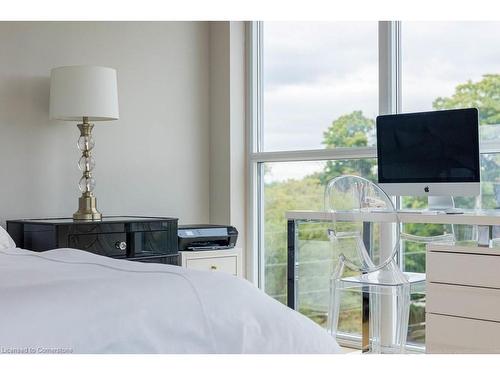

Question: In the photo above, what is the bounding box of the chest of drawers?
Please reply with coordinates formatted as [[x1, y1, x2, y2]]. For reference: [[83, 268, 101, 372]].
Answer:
[[7, 216, 179, 265], [426, 244, 500, 353]]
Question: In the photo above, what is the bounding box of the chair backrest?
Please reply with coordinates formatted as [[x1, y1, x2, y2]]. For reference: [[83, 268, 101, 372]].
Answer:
[[401, 196, 477, 244], [324, 175, 400, 273]]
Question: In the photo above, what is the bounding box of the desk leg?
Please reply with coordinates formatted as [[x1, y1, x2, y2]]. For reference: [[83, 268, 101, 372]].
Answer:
[[478, 225, 492, 247], [287, 219, 297, 309], [362, 286, 370, 352], [362, 222, 372, 353]]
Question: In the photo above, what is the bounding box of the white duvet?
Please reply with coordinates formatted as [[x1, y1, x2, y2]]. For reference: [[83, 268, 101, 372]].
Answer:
[[0, 247, 340, 354]]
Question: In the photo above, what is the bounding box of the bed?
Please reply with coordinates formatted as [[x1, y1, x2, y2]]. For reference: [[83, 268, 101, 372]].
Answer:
[[0, 227, 340, 354]]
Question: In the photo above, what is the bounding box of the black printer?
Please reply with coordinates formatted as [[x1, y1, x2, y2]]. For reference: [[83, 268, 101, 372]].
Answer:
[[178, 224, 238, 251]]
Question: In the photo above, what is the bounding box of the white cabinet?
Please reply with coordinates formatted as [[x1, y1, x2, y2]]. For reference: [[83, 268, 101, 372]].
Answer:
[[426, 244, 500, 353], [180, 248, 243, 277]]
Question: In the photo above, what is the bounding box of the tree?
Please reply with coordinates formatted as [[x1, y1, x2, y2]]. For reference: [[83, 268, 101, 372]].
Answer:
[[263, 176, 325, 303], [433, 74, 500, 125], [434, 74, 500, 207], [319, 111, 376, 184]]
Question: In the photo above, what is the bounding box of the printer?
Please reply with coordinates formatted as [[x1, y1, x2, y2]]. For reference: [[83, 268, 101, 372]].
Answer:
[[178, 224, 238, 251]]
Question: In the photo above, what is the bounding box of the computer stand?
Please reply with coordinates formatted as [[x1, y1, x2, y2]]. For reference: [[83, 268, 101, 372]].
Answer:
[[428, 196, 454, 210]]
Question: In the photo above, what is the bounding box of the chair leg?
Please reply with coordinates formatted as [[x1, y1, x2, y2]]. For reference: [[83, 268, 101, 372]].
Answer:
[[328, 261, 345, 338], [368, 286, 380, 353], [328, 278, 342, 338], [396, 284, 411, 354]]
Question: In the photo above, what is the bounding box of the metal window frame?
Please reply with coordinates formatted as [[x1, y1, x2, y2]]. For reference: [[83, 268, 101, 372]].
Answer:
[[246, 21, 263, 285]]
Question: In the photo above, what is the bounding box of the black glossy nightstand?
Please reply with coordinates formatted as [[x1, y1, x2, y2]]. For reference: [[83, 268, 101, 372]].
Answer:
[[6, 216, 179, 265]]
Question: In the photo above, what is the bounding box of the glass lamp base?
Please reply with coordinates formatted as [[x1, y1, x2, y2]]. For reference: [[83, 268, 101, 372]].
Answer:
[[73, 195, 102, 221]]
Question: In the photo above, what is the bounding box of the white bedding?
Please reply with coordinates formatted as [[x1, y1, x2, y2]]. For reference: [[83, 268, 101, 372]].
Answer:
[[0, 247, 341, 354]]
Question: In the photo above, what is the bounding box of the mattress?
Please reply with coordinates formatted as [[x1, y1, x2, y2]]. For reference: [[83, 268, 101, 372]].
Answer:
[[0, 247, 340, 354]]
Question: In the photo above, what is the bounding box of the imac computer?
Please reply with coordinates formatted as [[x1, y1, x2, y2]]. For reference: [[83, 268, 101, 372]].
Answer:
[[376, 108, 480, 210]]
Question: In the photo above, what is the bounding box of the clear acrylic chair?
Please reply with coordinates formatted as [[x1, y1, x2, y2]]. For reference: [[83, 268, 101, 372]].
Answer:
[[324, 175, 425, 354], [401, 196, 478, 249]]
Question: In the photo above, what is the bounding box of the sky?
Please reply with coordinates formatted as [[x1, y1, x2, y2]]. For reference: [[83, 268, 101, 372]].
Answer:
[[263, 21, 500, 183]]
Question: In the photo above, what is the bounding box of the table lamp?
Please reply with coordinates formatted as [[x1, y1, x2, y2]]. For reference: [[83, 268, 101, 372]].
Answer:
[[50, 65, 119, 220]]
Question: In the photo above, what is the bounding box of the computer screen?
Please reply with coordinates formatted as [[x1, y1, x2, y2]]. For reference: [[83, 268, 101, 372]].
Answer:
[[377, 108, 480, 184]]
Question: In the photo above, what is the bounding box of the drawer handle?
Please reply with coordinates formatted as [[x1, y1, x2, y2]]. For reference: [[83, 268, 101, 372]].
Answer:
[[115, 241, 127, 251], [210, 265, 217, 271]]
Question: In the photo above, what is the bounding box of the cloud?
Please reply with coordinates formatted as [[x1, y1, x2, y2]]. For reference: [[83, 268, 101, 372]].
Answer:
[[264, 64, 378, 151], [264, 22, 378, 88]]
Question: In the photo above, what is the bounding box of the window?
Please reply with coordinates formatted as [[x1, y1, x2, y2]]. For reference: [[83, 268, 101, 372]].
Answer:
[[263, 22, 379, 152], [250, 21, 500, 349], [263, 159, 377, 308], [250, 21, 382, 343]]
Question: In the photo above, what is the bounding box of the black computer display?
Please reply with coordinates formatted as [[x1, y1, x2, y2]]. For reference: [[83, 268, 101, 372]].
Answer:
[[376, 108, 480, 184]]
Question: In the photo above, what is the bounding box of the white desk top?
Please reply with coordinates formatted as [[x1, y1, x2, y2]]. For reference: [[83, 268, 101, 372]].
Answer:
[[285, 209, 500, 226], [428, 243, 500, 256]]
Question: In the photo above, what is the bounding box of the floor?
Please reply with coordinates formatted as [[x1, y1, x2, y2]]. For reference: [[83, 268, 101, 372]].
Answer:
[[340, 346, 361, 354]]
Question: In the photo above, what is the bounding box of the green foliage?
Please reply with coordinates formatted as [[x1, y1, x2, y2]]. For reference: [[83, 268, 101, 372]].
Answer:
[[320, 111, 377, 184], [433, 74, 500, 125], [264, 176, 324, 302], [322, 110, 374, 148], [434, 74, 500, 196]]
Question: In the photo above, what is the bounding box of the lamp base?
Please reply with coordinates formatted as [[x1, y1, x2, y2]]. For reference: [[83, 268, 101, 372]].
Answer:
[[73, 195, 102, 221]]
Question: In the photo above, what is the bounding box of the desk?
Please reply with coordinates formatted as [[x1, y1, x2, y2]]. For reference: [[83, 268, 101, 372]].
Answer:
[[287, 209, 500, 227], [286, 209, 500, 350]]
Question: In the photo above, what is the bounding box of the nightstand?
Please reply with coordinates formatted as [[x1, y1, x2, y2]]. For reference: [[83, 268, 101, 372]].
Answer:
[[6, 216, 179, 265], [180, 248, 243, 277]]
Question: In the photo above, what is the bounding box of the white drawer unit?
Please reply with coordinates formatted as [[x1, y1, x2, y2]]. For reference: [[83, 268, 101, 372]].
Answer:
[[426, 314, 500, 354], [180, 248, 243, 277], [426, 244, 500, 353]]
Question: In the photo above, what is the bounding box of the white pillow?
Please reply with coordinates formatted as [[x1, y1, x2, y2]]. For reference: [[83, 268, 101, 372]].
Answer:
[[0, 225, 16, 249]]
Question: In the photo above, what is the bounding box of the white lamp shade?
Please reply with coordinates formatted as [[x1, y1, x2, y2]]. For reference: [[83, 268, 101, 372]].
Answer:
[[50, 65, 119, 121]]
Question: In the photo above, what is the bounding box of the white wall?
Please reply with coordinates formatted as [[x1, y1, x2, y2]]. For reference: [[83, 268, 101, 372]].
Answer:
[[0, 22, 210, 225]]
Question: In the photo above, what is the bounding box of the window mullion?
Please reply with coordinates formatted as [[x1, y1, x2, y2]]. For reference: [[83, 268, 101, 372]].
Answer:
[[246, 21, 263, 286], [379, 21, 400, 116]]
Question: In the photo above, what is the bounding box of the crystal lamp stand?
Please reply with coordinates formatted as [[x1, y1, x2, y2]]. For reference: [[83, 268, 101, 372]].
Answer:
[[73, 116, 102, 220]]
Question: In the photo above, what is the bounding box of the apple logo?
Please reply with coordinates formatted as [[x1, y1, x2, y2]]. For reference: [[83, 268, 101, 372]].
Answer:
[[424, 186, 430, 193]]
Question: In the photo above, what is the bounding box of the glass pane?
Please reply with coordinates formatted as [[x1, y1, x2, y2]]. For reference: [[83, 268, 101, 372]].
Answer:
[[481, 153, 500, 210], [295, 219, 336, 329], [262, 159, 377, 335], [263, 22, 378, 152], [402, 21, 500, 134]]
